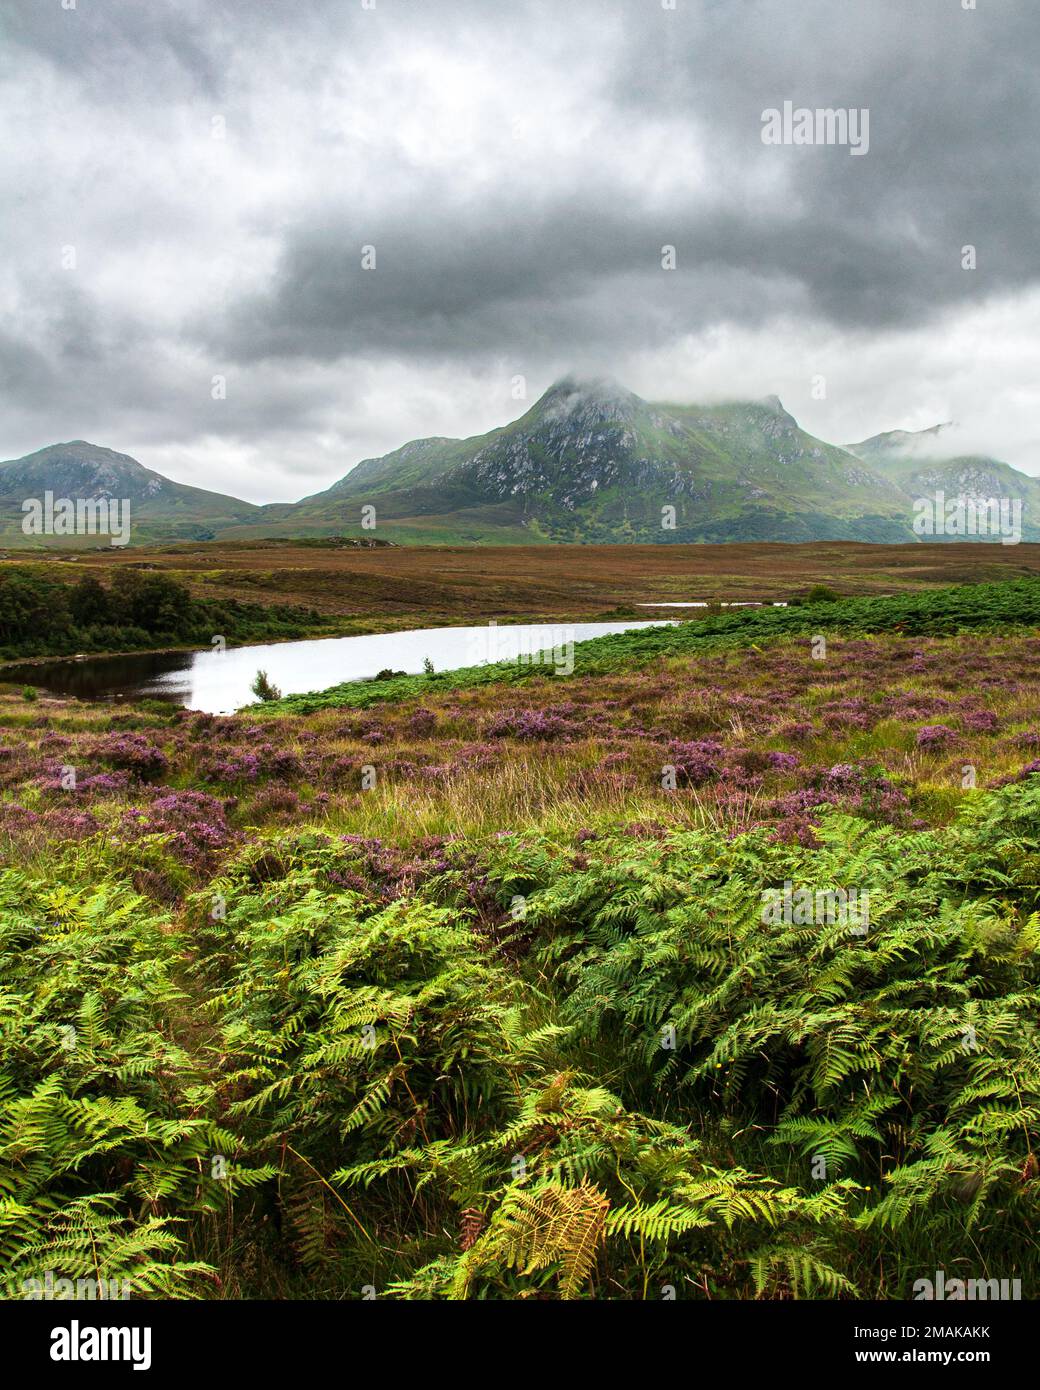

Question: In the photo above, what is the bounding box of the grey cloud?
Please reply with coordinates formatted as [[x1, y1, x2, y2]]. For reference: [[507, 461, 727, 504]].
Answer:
[[2, 0, 1038, 490], [214, 0, 1040, 364]]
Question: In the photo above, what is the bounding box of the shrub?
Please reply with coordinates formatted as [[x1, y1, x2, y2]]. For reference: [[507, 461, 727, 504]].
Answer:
[[250, 669, 282, 702]]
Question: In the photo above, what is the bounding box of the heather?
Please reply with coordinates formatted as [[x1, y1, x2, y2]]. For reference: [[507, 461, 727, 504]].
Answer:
[[3, 614, 1040, 1299], [260, 575, 1040, 713], [7, 631, 1040, 848]]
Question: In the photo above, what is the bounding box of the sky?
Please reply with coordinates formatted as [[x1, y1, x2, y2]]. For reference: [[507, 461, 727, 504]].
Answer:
[[2, 0, 1038, 502]]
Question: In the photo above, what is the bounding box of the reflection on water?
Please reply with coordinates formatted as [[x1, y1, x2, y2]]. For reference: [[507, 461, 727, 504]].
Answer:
[[2, 621, 668, 715], [5, 650, 196, 702]]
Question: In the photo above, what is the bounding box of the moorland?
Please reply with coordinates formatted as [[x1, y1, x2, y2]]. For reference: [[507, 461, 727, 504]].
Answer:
[[4, 538, 1040, 636], [2, 562, 1040, 1299]]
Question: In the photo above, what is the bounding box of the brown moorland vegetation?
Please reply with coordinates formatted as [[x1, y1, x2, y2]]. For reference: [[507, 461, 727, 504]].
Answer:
[[5, 539, 1040, 629]]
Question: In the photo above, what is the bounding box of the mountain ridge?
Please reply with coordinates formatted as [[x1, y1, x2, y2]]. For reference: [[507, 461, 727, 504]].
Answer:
[[845, 424, 1040, 541], [3, 381, 1037, 546]]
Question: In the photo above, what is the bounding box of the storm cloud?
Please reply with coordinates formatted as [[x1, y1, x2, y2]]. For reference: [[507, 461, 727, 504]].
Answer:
[[2, 0, 1038, 500]]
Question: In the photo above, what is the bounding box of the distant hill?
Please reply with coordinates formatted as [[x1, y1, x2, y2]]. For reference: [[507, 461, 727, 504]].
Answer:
[[5, 385, 1038, 547], [0, 441, 260, 546], [846, 423, 1040, 542]]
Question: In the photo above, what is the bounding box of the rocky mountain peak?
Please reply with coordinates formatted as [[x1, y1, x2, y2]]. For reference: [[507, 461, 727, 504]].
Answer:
[[533, 374, 642, 427]]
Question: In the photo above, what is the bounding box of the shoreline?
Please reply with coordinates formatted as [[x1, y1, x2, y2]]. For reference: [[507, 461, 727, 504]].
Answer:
[[0, 608, 665, 675]]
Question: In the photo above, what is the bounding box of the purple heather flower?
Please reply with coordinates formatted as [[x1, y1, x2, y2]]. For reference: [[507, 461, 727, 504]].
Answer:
[[916, 724, 957, 749]]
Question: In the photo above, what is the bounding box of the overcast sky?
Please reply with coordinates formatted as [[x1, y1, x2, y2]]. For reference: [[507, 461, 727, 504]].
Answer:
[[2, 0, 1038, 501]]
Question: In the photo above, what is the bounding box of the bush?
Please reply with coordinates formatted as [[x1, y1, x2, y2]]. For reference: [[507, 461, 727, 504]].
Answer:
[[250, 669, 282, 702], [0, 566, 330, 661]]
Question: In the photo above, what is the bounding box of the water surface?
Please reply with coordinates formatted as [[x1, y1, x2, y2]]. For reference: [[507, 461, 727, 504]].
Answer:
[[636, 600, 788, 608], [5, 620, 668, 714]]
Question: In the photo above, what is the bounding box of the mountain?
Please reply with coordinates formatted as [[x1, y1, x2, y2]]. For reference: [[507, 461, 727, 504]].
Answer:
[[5, 387, 1037, 548], [0, 441, 259, 546], [273, 376, 917, 544], [846, 424, 1040, 542]]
